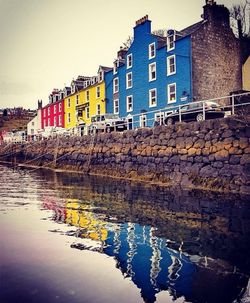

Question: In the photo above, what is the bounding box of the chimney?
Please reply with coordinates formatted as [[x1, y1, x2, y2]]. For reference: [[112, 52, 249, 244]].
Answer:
[[117, 46, 127, 60], [38, 99, 42, 109], [133, 15, 151, 39], [203, 1, 230, 26]]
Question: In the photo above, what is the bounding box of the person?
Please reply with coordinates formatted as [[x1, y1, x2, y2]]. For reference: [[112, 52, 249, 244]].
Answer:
[[154, 117, 160, 127]]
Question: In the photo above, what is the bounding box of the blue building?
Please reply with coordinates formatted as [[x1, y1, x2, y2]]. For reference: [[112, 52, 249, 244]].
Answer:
[[105, 15, 192, 129]]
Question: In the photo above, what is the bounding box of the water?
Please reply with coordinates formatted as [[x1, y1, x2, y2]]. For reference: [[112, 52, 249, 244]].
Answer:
[[0, 164, 250, 303]]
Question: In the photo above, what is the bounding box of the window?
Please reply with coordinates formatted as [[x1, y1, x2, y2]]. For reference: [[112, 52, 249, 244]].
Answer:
[[54, 105, 56, 114], [114, 99, 119, 114], [127, 117, 133, 130], [113, 78, 119, 93], [149, 89, 157, 107], [68, 113, 71, 123], [48, 107, 50, 115], [76, 94, 79, 105], [127, 54, 132, 68], [96, 86, 101, 98], [149, 43, 156, 59], [149, 63, 156, 81], [167, 34, 175, 51], [113, 62, 118, 74], [86, 91, 90, 102], [31, 121, 34, 126], [59, 103, 62, 112], [99, 71, 103, 82], [96, 104, 101, 115], [140, 114, 147, 127], [67, 98, 70, 108], [48, 118, 50, 126], [155, 112, 165, 125], [167, 55, 176, 75], [54, 116, 57, 125], [168, 83, 176, 103], [126, 72, 132, 89], [59, 116, 62, 126], [126, 95, 133, 112], [86, 107, 90, 119]]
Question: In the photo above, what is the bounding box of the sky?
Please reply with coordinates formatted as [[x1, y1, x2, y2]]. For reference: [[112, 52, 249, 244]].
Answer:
[[0, 0, 242, 110]]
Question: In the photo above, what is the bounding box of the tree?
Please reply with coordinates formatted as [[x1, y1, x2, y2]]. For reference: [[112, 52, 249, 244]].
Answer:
[[230, 0, 250, 38], [122, 36, 134, 49]]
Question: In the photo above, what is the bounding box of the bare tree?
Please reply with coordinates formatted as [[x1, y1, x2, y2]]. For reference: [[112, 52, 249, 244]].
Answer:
[[122, 36, 134, 49], [230, 0, 250, 38], [152, 29, 167, 37]]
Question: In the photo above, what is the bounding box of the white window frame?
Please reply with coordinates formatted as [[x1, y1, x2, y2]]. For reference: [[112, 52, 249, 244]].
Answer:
[[127, 54, 132, 68], [149, 62, 156, 81], [140, 114, 147, 128], [167, 55, 176, 76], [96, 104, 101, 115], [48, 107, 50, 115], [113, 77, 119, 93], [98, 71, 103, 82], [126, 117, 134, 130], [126, 72, 132, 89], [59, 103, 62, 112], [67, 113, 71, 123], [86, 90, 90, 102], [114, 99, 119, 114], [54, 105, 56, 114], [96, 86, 101, 98], [167, 34, 175, 51], [54, 116, 57, 126], [149, 42, 156, 59], [48, 118, 50, 126], [59, 115, 62, 126], [113, 62, 118, 74], [149, 88, 157, 107], [86, 107, 90, 119], [126, 95, 133, 112], [67, 98, 70, 108], [168, 83, 176, 103], [154, 112, 165, 125]]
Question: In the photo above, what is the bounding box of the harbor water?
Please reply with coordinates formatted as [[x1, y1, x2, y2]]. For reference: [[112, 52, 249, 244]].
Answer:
[[0, 164, 250, 303]]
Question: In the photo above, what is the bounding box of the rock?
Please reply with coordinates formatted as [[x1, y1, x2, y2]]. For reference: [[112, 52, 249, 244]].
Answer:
[[214, 150, 229, 161]]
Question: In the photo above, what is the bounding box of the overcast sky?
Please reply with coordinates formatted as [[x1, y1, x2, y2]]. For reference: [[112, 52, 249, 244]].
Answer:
[[0, 0, 242, 110]]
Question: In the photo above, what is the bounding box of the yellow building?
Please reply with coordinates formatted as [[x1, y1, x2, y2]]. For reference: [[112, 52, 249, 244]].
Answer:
[[76, 66, 111, 135], [243, 56, 250, 91]]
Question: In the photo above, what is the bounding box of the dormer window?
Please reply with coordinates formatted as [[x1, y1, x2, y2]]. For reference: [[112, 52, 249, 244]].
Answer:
[[113, 61, 118, 74], [60, 92, 64, 100], [71, 84, 75, 94], [98, 71, 104, 82], [127, 54, 132, 68], [167, 34, 175, 51], [149, 43, 156, 59]]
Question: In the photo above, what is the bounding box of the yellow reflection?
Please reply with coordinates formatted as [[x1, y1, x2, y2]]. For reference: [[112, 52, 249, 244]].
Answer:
[[65, 199, 108, 241]]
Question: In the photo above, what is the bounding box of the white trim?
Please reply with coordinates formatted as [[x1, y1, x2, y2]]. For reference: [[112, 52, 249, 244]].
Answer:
[[114, 99, 119, 114], [149, 88, 157, 107], [113, 77, 119, 93], [96, 86, 101, 98], [149, 42, 156, 59], [139, 114, 147, 127], [127, 54, 132, 69], [126, 72, 133, 89], [168, 83, 176, 103], [167, 34, 175, 51], [167, 55, 176, 76], [126, 116, 134, 130], [149, 62, 156, 82], [126, 95, 133, 112]]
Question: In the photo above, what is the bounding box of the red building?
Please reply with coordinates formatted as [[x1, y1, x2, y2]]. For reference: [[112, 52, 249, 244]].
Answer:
[[41, 89, 65, 129]]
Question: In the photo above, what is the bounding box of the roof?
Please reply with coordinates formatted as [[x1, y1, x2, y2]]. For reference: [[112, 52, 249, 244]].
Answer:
[[99, 65, 112, 72], [177, 20, 206, 39]]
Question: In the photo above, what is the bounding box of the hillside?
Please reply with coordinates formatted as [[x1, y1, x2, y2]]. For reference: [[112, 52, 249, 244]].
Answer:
[[0, 116, 31, 132]]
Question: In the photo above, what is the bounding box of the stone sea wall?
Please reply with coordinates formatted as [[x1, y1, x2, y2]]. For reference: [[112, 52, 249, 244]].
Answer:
[[1, 117, 250, 193]]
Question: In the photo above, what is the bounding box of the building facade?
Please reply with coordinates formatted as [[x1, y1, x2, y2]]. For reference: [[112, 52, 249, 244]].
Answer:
[[105, 16, 192, 129]]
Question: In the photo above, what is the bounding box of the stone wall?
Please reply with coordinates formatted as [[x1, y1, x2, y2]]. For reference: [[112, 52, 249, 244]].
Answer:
[[0, 117, 249, 194], [192, 4, 242, 101]]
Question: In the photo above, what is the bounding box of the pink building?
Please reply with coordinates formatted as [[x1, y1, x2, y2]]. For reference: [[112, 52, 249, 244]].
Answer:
[[41, 89, 66, 129]]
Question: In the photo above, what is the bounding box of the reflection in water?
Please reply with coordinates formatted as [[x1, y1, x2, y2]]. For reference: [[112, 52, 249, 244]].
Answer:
[[38, 170, 250, 303], [1, 164, 250, 303]]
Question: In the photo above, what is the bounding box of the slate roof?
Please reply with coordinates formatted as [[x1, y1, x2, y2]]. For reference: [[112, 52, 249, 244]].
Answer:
[[177, 20, 206, 39]]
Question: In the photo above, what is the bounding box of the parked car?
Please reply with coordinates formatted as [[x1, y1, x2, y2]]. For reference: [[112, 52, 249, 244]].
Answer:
[[164, 101, 225, 125], [89, 114, 127, 134]]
